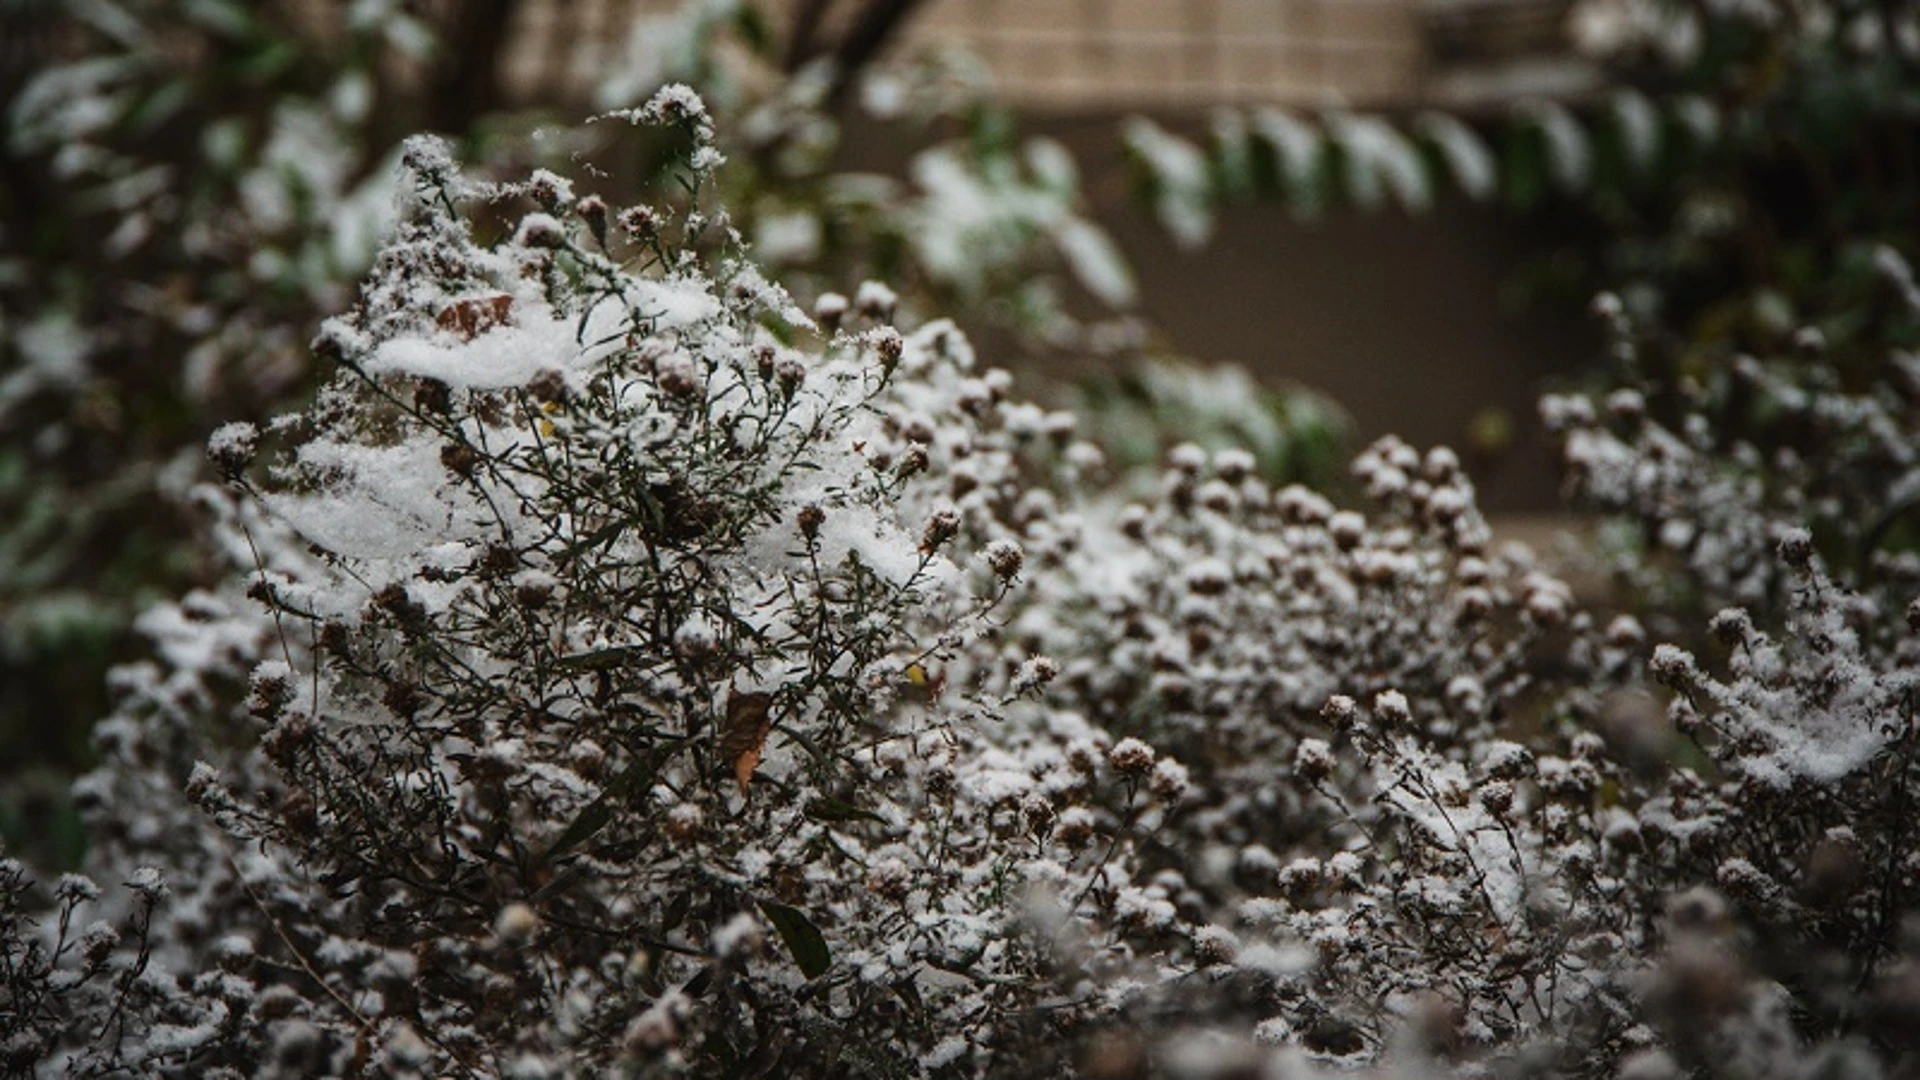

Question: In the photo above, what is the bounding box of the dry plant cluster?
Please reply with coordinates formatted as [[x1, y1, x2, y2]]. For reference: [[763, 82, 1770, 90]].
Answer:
[[6, 80, 1920, 1080]]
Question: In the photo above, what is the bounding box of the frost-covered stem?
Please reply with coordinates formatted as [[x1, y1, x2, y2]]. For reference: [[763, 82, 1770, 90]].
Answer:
[[227, 855, 380, 1035], [1494, 818, 1529, 900], [233, 509, 300, 679], [1309, 777, 1382, 852], [49, 892, 78, 968], [90, 890, 156, 1064], [1860, 692, 1919, 996], [1395, 766, 1506, 930], [535, 905, 706, 960], [1069, 779, 1140, 916]]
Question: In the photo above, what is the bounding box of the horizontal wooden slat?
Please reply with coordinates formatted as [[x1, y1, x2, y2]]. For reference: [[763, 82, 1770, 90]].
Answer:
[[494, 0, 1566, 109]]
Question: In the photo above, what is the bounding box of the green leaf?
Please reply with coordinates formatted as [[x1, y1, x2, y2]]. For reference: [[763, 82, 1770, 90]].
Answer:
[[733, 5, 773, 55], [554, 645, 645, 672], [542, 799, 612, 862], [541, 751, 665, 861], [125, 81, 192, 135], [560, 520, 626, 561], [662, 889, 693, 933], [804, 797, 886, 825], [184, 0, 255, 37], [758, 900, 830, 979], [235, 39, 297, 83]]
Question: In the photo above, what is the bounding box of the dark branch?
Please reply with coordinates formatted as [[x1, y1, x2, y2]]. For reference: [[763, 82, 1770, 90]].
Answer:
[[784, 0, 837, 72], [825, 0, 928, 109]]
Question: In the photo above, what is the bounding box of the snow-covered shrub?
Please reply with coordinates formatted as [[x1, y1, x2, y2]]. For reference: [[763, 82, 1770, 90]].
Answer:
[[976, 432, 1658, 1064], [5, 89, 1603, 1075], [13, 83, 1920, 1080], [1546, 259, 1920, 624], [1001, 420, 1920, 1074], [1526, 265, 1920, 1074], [16, 90, 1107, 1076]]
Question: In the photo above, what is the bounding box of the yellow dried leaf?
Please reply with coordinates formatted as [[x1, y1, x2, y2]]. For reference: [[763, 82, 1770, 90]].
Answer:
[[902, 663, 947, 703]]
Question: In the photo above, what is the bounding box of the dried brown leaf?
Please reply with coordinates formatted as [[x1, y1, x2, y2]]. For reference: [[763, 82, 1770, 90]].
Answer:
[[720, 690, 774, 797], [436, 294, 513, 340]]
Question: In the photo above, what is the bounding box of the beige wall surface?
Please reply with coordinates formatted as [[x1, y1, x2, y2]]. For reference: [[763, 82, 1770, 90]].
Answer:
[[503, 0, 1433, 109], [906, 0, 1422, 107]]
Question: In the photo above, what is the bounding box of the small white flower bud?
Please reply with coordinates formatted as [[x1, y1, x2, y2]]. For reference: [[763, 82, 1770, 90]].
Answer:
[[855, 280, 897, 321], [1013, 655, 1059, 694], [654, 352, 700, 396], [207, 422, 259, 479], [1320, 695, 1357, 724], [1294, 738, 1335, 782], [984, 539, 1025, 580], [1777, 527, 1814, 568], [1167, 443, 1207, 475], [1149, 757, 1191, 802], [813, 291, 849, 329], [1214, 448, 1256, 483], [494, 902, 540, 946], [1606, 614, 1645, 647], [1373, 689, 1411, 724], [1330, 511, 1366, 550], [1108, 736, 1156, 776]]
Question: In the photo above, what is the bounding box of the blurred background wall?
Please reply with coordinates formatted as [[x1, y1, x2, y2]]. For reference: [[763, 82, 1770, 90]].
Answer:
[[504, 0, 1598, 108], [488, 0, 1601, 510]]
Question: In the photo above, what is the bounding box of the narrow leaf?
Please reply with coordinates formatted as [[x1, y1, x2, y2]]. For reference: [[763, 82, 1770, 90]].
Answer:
[[542, 753, 659, 862], [662, 890, 692, 933], [554, 645, 645, 672], [542, 799, 611, 862], [804, 797, 886, 825], [758, 900, 830, 979]]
